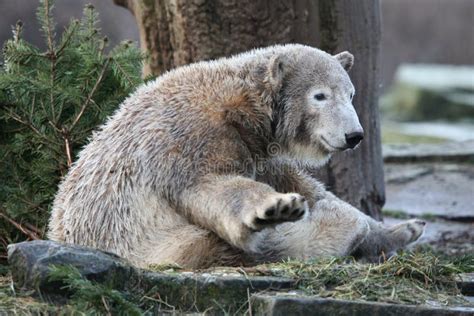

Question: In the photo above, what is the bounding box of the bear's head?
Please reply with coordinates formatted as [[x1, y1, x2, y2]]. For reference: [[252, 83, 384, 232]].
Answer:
[[267, 45, 363, 164]]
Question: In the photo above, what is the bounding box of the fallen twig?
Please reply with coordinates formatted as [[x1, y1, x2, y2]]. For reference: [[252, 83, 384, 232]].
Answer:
[[0, 211, 41, 240]]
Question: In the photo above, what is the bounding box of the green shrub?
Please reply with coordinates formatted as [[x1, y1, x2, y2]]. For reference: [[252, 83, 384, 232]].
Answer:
[[0, 0, 144, 260], [48, 265, 143, 315]]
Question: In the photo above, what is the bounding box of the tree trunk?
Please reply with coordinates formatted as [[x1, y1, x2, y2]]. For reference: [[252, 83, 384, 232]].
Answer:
[[114, 0, 385, 219], [316, 0, 385, 220]]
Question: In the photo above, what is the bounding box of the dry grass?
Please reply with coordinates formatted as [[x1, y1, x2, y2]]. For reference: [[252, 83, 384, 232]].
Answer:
[[252, 251, 474, 306], [0, 274, 68, 315], [2, 250, 472, 314], [148, 250, 473, 306]]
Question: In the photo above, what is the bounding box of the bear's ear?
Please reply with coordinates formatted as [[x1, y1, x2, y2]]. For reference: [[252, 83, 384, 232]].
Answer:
[[334, 51, 354, 72], [267, 54, 285, 90]]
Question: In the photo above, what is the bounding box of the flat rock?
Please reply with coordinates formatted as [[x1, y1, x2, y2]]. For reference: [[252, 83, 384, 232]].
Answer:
[[251, 293, 474, 316], [395, 64, 474, 91], [383, 141, 474, 163], [7, 240, 295, 312], [7, 240, 138, 296], [458, 274, 474, 296], [384, 163, 474, 220], [139, 270, 295, 312], [383, 121, 474, 143], [7, 241, 474, 313]]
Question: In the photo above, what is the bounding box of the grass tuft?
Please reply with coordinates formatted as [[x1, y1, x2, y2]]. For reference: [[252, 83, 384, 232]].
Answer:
[[382, 209, 439, 221], [1, 250, 472, 313], [0, 274, 76, 315], [256, 251, 474, 306]]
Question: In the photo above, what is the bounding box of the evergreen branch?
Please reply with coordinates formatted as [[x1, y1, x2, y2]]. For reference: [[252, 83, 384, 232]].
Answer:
[[63, 129, 73, 167], [6, 50, 50, 59], [0, 236, 9, 255], [48, 120, 62, 134], [17, 196, 48, 215], [101, 296, 112, 315], [0, 1, 143, 257], [13, 20, 23, 44], [99, 37, 108, 57], [69, 58, 110, 132], [42, 0, 56, 55], [38, 0, 59, 123], [49, 56, 57, 123], [0, 210, 41, 240], [48, 265, 143, 315], [8, 111, 47, 141], [37, 100, 56, 131], [29, 94, 36, 122], [56, 21, 79, 57], [24, 222, 42, 236], [7, 110, 61, 147], [112, 57, 135, 88]]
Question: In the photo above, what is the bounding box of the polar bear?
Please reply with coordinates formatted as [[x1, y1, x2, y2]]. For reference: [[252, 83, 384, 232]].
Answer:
[[48, 44, 425, 268]]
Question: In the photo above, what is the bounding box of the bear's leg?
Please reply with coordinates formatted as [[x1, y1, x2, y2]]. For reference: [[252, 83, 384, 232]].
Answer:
[[47, 206, 66, 241], [135, 224, 246, 269], [254, 198, 371, 261], [255, 197, 425, 262], [179, 174, 308, 251], [256, 157, 327, 208], [352, 217, 426, 262]]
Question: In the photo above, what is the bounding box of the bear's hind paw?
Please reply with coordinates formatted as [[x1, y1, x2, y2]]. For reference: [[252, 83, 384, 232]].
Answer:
[[388, 218, 426, 247]]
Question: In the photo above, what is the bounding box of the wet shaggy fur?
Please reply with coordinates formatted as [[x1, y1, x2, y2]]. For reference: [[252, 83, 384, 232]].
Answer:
[[48, 44, 425, 268]]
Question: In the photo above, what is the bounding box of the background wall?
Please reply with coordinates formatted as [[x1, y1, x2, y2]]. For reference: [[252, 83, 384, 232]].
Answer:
[[380, 0, 474, 90], [0, 0, 138, 50]]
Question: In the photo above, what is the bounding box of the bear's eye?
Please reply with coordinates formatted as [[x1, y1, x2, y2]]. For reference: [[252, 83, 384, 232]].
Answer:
[[350, 93, 354, 99], [314, 93, 326, 101]]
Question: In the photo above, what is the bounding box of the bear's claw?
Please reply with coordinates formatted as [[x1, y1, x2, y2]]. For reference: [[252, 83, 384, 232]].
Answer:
[[248, 193, 308, 230]]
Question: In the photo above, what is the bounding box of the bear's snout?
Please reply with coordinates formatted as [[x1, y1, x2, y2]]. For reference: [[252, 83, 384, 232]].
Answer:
[[344, 131, 364, 149]]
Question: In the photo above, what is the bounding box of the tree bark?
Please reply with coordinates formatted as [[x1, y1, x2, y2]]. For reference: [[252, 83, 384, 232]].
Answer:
[[316, 0, 385, 220], [114, 0, 385, 219]]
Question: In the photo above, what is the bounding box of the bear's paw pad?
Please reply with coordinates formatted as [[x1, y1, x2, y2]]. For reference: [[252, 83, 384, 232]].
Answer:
[[251, 193, 307, 229]]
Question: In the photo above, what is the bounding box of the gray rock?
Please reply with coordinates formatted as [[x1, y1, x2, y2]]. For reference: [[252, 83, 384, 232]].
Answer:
[[251, 293, 474, 316], [458, 274, 474, 296], [382, 121, 474, 143], [7, 241, 473, 314], [384, 163, 474, 220], [383, 141, 474, 164], [7, 240, 138, 296], [7, 240, 295, 312], [395, 64, 474, 92], [384, 165, 433, 184], [139, 270, 295, 312]]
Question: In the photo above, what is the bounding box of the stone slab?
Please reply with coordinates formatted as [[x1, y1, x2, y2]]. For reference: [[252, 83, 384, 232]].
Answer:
[[395, 64, 474, 91], [458, 274, 474, 296], [251, 293, 474, 316], [7, 240, 295, 313], [7, 240, 137, 295], [383, 141, 474, 164], [7, 241, 474, 314], [384, 163, 474, 220], [138, 270, 295, 312]]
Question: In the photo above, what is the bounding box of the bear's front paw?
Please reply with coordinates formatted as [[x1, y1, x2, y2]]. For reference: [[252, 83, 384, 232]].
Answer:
[[245, 193, 308, 230]]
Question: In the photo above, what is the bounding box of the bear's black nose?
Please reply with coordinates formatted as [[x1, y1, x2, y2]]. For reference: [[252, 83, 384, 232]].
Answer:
[[345, 132, 364, 149]]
